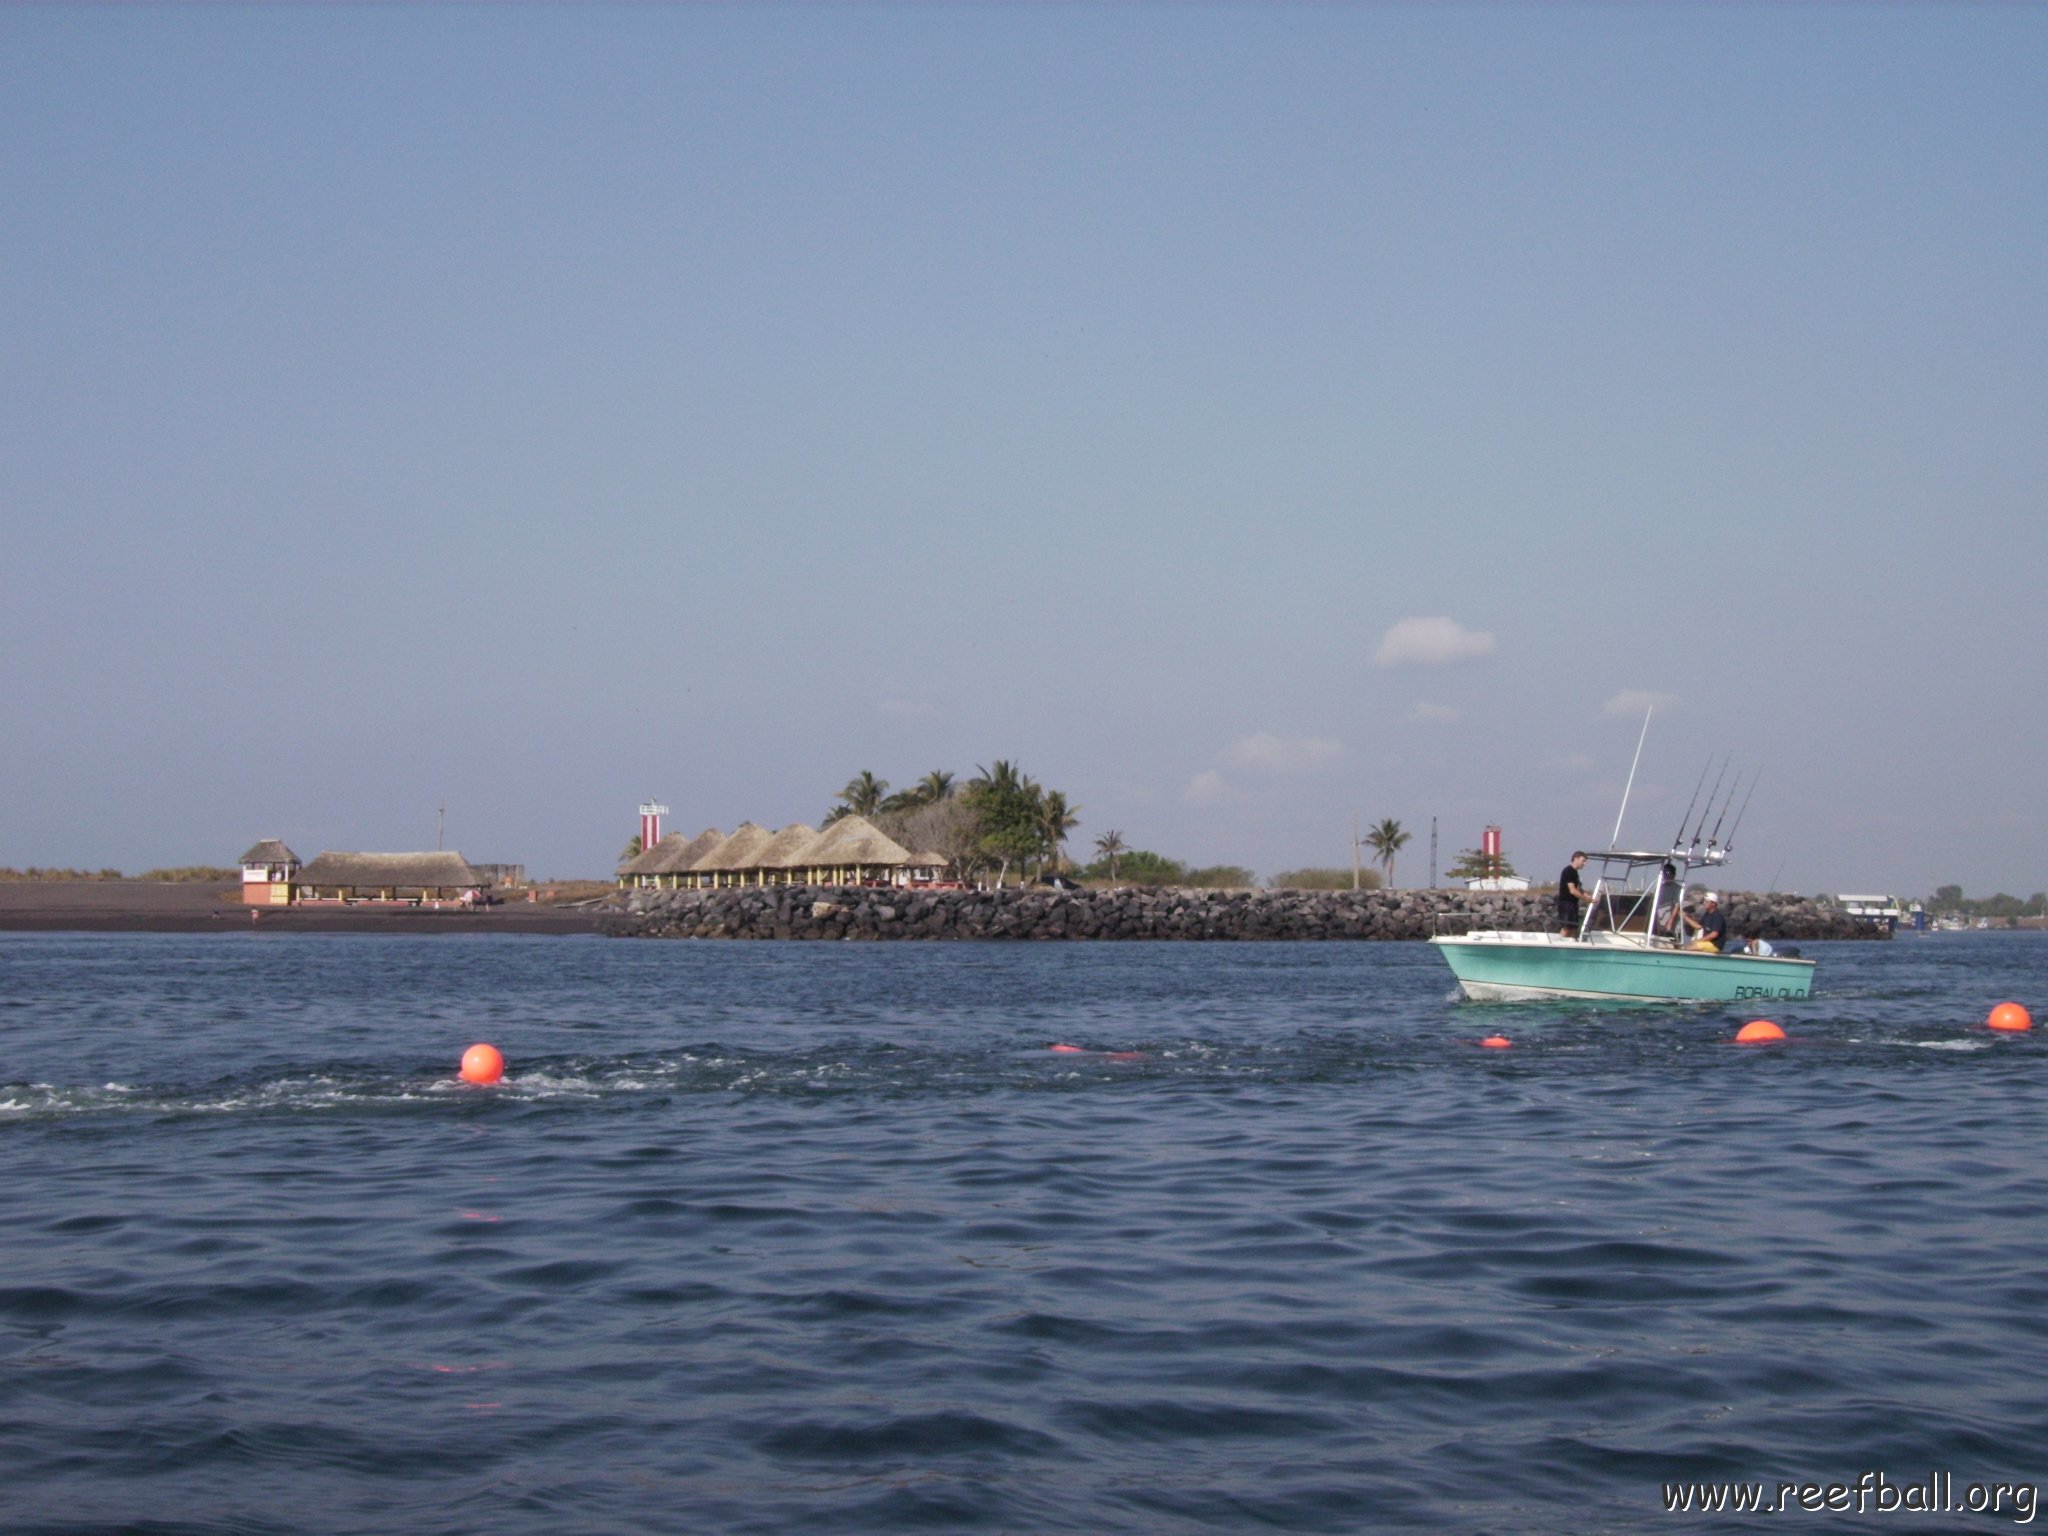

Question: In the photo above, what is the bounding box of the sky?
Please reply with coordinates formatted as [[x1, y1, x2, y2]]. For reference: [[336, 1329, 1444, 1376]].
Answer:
[[3, 3, 2043, 897]]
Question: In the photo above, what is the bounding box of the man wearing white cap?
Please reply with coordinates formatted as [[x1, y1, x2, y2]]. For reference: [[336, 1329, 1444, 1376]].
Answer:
[[1684, 891, 1728, 952]]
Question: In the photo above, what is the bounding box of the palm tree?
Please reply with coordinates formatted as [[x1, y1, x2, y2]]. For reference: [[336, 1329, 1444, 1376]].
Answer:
[[883, 769, 957, 816], [1366, 818, 1411, 887], [618, 835, 644, 867], [971, 760, 1024, 798], [831, 770, 889, 822], [1038, 790, 1080, 872], [1094, 829, 1127, 883]]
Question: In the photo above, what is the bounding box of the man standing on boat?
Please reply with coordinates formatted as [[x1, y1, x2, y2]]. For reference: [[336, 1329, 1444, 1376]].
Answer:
[[1556, 852, 1591, 938]]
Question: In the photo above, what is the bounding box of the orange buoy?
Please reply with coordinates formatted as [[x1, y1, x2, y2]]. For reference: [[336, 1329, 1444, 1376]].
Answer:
[[1480, 1035, 1512, 1049], [1736, 1020, 1786, 1044], [460, 1043, 505, 1084], [1049, 1043, 1087, 1054], [1988, 1002, 2033, 1033]]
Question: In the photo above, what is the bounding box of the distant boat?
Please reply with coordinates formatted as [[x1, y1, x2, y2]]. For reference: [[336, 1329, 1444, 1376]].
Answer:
[[1431, 720, 1814, 1004], [1431, 848, 1816, 1003]]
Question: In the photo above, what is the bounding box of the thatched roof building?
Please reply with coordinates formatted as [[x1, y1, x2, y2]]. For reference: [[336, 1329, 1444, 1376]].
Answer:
[[615, 813, 951, 888], [663, 828, 726, 873], [795, 816, 927, 883], [239, 840, 301, 869], [754, 823, 820, 875], [295, 851, 483, 899], [690, 822, 774, 885], [618, 832, 683, 881]]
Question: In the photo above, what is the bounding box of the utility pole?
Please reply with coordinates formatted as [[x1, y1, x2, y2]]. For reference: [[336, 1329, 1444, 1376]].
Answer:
[[1430, 816, 1438, 889], [437, 800, 445, 851], [1351, 813, 1362, 891]]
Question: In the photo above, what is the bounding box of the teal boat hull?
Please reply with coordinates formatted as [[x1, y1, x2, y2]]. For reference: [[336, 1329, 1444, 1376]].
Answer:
[[1431, 932, 1815, 1004]]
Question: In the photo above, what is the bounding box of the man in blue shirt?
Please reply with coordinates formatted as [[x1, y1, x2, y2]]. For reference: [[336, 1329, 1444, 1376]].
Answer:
[[1685, 891, 1728, 952]]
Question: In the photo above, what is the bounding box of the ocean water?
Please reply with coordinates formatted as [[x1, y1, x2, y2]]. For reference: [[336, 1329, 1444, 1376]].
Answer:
[[3, 931, 2045, 1535]]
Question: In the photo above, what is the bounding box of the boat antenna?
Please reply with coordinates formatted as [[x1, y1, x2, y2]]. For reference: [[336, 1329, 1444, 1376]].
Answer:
[[1724, 768, 1760, 850], [1706, 767, 1743, 850], [1672, 757, 1711, 852], [1610, 706, 1653, 849], [1688, 753, 1730, 851]]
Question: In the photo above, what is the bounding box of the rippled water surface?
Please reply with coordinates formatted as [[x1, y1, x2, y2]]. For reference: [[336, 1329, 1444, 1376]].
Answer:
[[4, 932, 2046, 1533]]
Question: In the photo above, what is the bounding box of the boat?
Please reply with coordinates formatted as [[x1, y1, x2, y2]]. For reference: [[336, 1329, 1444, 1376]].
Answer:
[[1430, 721, 1816, 1004], [1431, 848, 1816, 1003]]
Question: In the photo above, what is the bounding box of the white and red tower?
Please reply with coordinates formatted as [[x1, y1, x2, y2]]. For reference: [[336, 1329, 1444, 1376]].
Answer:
[[639, 801, 668, 853], [1482, 825, 1502, 874]]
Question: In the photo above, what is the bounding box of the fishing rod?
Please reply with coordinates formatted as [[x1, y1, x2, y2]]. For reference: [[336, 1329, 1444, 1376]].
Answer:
[[1672, 757, 1712, 853], [1688, 753, 1730, 851], [1611, 706, 1653, 850], [1705, 767, 1744, 851], [1724, 769, 1760, 852]]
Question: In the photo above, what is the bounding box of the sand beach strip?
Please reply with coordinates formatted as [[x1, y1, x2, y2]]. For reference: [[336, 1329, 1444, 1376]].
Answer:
[[0, 882, 606, 935]]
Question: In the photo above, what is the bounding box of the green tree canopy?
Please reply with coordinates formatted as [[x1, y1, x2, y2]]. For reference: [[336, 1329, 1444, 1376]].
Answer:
[[1446, 847, 1519, 882]]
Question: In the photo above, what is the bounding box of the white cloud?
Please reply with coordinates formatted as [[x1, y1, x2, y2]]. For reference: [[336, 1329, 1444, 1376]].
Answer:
[[1182, 770, 1232, 806], [1373, 616, 1496, 667], [1409, 702, 1461, 724], [1223, 733, 1346, 774], [1603, 689, 1678, 718]]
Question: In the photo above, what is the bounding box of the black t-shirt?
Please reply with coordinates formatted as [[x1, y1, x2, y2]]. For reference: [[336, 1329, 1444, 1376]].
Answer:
[[1699, 908, 1727, 949], [1557, 864, 1585, 915]]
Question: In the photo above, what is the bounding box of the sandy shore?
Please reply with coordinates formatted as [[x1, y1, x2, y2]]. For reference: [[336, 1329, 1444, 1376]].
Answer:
[[0, 882, 606, 935]]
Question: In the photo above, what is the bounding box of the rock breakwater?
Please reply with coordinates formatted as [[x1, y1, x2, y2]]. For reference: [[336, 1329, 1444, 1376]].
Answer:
[[600, 886, 1875, 943]]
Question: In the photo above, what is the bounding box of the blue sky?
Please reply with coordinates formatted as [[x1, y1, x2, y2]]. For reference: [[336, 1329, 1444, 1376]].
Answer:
[[3, 4, 2043, 896]]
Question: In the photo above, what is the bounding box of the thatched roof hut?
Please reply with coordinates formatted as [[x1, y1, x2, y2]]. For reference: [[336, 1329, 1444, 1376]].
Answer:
[[754, 823, 821, 873], [691, 822, 774, 881], [618, 832, 683, 881], [791, 815, 952, 883], [618, 813, 954, 889], [801, 815, 910, 876], [654, 828, 726, 883], [295, 851, 483, 896], [239, 840, 301, 868]]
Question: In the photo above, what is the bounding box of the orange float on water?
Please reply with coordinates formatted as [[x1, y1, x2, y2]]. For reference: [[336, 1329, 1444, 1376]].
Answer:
[[460, 1043, 506, 1084], [1736, 1020, 1786, 1044], [1988, 1002, 2033, 1033], [1049, 1043, 1087, 1054], [1480, 1035, 1512, 1049]]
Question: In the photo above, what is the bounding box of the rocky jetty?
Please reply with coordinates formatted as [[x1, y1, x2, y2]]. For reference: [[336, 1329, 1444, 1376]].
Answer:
[[600, 885, 1875, 943]]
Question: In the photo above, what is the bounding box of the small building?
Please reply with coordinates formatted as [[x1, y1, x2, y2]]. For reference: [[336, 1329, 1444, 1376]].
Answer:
[[293, 851, 485, 904], [239, 840, 302, 907]]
